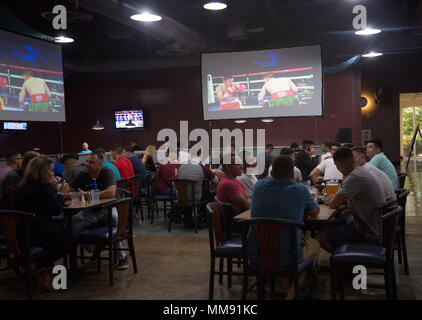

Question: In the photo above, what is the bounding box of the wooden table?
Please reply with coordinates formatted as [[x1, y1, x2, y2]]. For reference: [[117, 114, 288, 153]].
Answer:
[[234, 205, 336, 221], [64, 198, 118, 211]]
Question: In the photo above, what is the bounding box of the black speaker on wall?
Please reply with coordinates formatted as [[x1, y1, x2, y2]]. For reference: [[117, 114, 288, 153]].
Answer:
[[337, 128, 352, 143]]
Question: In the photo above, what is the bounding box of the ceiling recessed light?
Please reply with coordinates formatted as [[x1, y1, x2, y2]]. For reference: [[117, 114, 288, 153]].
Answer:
[[203, 1, 227, 10], [261, 119, 274, 123], [54, 36, 74, 43], [234, 119, 246, 124], [362, 52, 383, 58], [355, 28, 382, 36], [130, 12, 162, 22]]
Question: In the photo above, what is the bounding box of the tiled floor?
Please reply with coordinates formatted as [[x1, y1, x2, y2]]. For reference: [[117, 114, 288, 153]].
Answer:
[[0, 160, 421, 300]]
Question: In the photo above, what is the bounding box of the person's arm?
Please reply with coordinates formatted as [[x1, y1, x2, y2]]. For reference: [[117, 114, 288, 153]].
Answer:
[[99, 185, 116, 199], [44, 81, 51, 98], [303, 187, 319, 218], [329, 193, 348, 209], [44, 184, 64, 217], [258, 84, 267, 102], [19, 83, 26, 104], [232, 195, 250, 212], [216, 86, 225, 102], [309, 167, 323, 184]]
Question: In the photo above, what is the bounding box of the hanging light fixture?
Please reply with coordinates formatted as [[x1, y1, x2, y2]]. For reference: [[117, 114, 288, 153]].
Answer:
[[92, 120, 104, 131], [203, 1, 228, 10]]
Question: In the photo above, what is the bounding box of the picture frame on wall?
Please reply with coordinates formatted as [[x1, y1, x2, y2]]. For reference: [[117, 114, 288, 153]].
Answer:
[[362, 129, 372, 146]]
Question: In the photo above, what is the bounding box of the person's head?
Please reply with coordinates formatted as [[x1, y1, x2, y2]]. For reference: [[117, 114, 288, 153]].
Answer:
[[131, 139, 140, 147], [263, 73, 274, 83], [110, 144, 123, 160], [331, 142, 341, 154], [290, 142, 299, 151], [302, 140, 314, 151], [21, 151, 41, 173], [321, 142, 331, 153], [18, 156, 54, 189], [333, 147, 355, 175], [222, 154, 243, 178], [351, 146, 368, 167], [82, 142, 89, 151], [23, 70, 33, 81], [123, 145, 134, 157], [143, 145, 157, 163], [60, 153, 79, 170], [85, 151, 104, 177], [271, 156, 294, 180], [223, 74, 234, 87], [366, 139, 383, 159], [265, 143, 273, 153], [280, 147, 295, 161], [6, 152, 22, 168]]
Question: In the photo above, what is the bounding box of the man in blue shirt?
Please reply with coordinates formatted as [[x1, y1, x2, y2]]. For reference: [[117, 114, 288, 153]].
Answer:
[[95, 148, 121, 181], [366, 139, 399, 190], [250, 155, 320, 299], [80, 142, 92, 154], [123, 145, 148, 187]]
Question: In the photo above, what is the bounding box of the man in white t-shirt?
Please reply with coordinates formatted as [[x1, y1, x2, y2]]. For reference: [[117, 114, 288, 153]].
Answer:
[[268, 147, 302, 182], [352, 146, 395, 200], [320, 142, 332, 163], [309, 143, 342, 183]]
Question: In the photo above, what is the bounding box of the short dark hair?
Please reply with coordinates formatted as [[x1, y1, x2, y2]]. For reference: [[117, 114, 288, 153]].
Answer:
[[223, 74, 233, 80], [323, 141, 332, 149], [303, 140, 314, 147], [91, 150, 104, 161], [23, 70, 33, 77], [351, 146, 365, 155], [265, 143, 273, 149], [332, 142, 341, 148], [290, 142, 299, 149], [131, 139, 139, 144], [6, 152, 19, 165], [111, 144, 123, 154], [95, 148, 106, 155], [280, 147, 294, 156], [123, 145, 134, 153], [60, 153, 78, 164], [333, 147, 354, 162], [367, 138, 383, 150], [272, 156, 294, 179]]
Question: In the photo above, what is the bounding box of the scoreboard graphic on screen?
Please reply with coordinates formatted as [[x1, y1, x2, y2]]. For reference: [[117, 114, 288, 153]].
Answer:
[[114, 109, 144, 129]]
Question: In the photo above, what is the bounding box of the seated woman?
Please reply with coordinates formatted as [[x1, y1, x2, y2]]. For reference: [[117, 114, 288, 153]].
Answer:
[[142, 145, 158, 172], [12, 156, 74, 291]]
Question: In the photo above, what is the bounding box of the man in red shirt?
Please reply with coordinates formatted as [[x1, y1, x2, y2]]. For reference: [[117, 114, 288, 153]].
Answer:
[[111, 144, 134, 179], [156, 147, 180, 195], [216, 154, 250, 212]]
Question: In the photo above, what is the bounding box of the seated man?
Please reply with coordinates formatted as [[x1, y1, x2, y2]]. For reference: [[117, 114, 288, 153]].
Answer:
[[309, 143, 342, 184], [250, 155, 320, 300], [123, 145, 147, 187], [352, 147, 395, 200], [67, 151, 128, 270], [61, 153, 84, 185], [316, 148, 385, 253], [156, 147, 180, 195], [111, 144, 134, 179], [366, 138, 399, 190], [268, 147, 302, 182], [216, 154, 250, 212], [0, 152, 22, 194], [295, 140, 319, 180], [320, 142, 332, 162], [238, 151, 258, 197]]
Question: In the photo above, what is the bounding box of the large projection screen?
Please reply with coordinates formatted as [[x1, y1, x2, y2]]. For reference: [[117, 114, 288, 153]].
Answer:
[[0, 29, 65, 122], [201, 45, 323, 120]]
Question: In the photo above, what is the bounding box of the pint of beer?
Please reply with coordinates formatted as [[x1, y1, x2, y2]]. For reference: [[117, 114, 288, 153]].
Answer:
[[326, 180, 339, 197]]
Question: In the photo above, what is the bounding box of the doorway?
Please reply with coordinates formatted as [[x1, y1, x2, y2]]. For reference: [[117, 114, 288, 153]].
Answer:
[[400, 93, 422, 159]]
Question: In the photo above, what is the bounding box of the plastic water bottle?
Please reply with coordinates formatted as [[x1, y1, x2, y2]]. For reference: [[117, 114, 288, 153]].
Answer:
[[92, 178, 98, 191]]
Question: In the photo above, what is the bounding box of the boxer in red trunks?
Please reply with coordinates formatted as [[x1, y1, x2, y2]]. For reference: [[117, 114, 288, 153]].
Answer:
[[216, 74, 246, 111]]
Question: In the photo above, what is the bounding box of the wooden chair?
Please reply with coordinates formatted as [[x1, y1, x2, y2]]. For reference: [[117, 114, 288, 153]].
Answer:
[[238, 218, 315, 300], [395, 189, 411, 275], [330, 206, 403, 300], [0, 210, 38, 299], [77, 198, 137, 286], [206, 202, 243, 300], [117, 175, 144, 221], [150, 175, 173, 224]]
